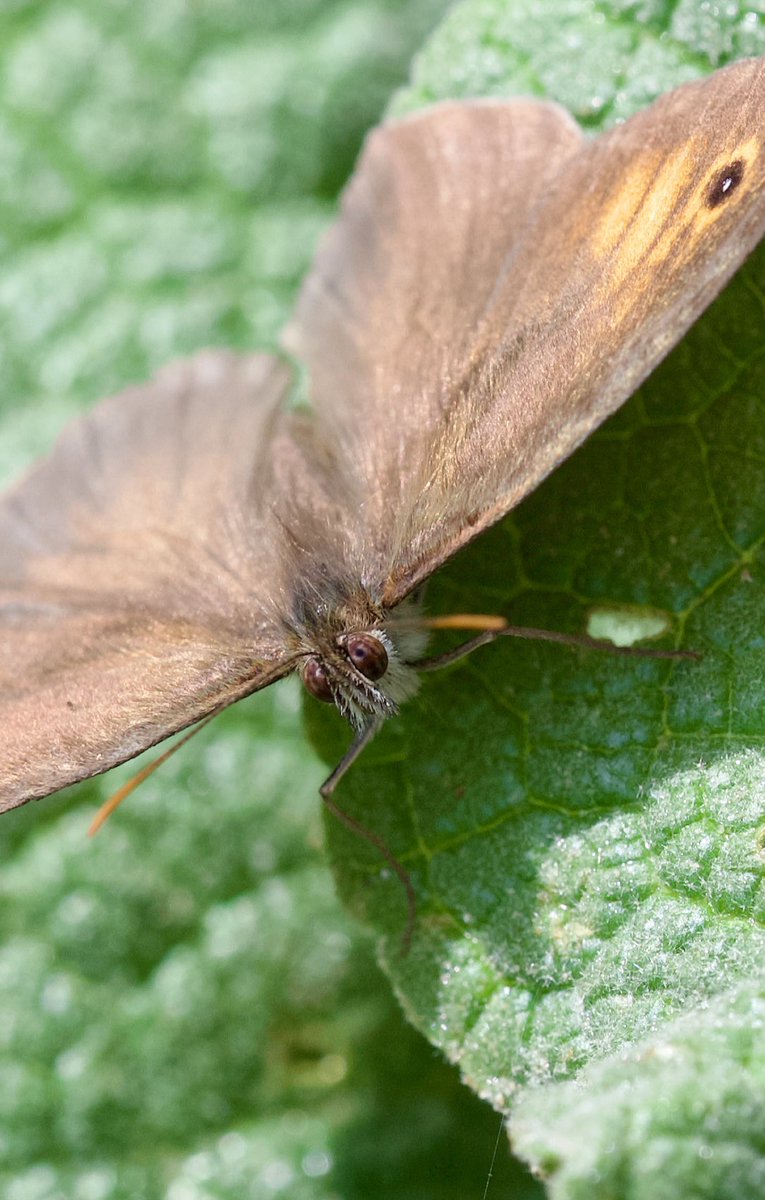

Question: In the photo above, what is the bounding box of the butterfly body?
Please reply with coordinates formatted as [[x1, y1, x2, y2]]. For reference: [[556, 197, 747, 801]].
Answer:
[[2, 57, 765, 812]]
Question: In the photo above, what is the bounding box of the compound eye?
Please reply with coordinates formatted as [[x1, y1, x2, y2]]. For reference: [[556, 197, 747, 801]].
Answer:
[[303, 658, 334, 703], [344, 633, 388, 681]]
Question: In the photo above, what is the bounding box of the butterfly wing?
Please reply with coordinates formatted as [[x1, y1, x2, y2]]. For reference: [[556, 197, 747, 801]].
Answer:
[[286, 57, 765, 602], [0, 351, 303, 811], [284, 99, 584, 589]]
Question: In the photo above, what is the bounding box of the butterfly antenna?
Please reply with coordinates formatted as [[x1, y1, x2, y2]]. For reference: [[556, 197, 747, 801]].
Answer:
[[87, 713, 218, 836], [320, 721, 417, 953]]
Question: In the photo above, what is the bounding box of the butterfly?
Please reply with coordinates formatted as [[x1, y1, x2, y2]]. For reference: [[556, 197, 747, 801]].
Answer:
[[2, 56, 765, 829]]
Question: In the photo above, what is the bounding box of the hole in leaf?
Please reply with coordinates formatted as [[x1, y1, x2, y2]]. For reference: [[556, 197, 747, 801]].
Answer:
[[586, 605, 671, 647]]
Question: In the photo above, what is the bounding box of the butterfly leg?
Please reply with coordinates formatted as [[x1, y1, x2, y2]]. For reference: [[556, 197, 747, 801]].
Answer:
[[414, 623, 700, 673], [320, 719, 417, 952]]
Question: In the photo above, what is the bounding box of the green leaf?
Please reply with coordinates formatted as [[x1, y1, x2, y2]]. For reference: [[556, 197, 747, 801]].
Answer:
[[511, 978, 765, 1198], [308, 2, 765, 1196]]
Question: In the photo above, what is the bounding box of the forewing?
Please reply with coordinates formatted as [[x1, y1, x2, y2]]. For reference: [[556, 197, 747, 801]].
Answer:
[[286, 58, 765, 602], [283, 98, 584, 585], [0, 351, 301, 811]]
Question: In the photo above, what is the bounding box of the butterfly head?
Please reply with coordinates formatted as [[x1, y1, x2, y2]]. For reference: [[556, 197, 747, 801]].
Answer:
[[300, 625, 422, 729], [291, 585, 428, 729]]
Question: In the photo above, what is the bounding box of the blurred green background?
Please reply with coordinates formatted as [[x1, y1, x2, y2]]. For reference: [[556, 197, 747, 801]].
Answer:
[[0, 0, 541, 1197]]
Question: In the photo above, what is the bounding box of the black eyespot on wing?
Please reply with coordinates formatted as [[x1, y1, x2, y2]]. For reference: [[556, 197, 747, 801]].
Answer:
[[706, 159, 745, 209]]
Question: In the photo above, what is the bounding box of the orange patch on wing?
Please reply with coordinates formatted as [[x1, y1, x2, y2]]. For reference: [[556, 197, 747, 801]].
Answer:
[[589, 132, 763, 330], [590, 142, 696, 276]]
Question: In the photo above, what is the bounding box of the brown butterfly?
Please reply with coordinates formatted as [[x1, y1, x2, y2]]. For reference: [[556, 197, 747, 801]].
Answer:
[[2, 57, 765, 831]]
